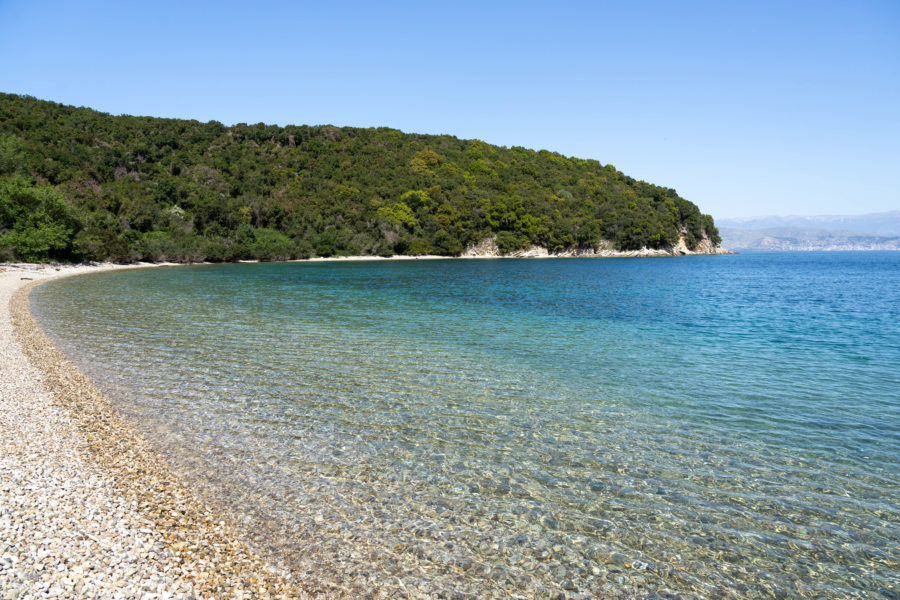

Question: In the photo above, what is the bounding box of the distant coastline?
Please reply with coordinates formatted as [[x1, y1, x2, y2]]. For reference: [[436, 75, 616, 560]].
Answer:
[[718, 229, 900, 251], [719, 211, 900, 251]]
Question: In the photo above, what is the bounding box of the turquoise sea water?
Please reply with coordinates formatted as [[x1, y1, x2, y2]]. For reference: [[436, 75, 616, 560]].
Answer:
[[33, 253, 899, 598]]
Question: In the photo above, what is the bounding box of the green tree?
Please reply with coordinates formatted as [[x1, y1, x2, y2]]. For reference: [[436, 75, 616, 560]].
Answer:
[[0, 176, 79, 261], [249, 228, 295, 260], [377, 201, 416, 229]]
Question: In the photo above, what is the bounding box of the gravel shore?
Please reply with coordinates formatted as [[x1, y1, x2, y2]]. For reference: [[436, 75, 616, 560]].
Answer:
[[0, 264, 309, 599]]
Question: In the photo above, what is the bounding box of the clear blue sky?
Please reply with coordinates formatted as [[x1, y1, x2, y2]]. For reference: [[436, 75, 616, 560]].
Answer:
[[1, 1, 898, 218]]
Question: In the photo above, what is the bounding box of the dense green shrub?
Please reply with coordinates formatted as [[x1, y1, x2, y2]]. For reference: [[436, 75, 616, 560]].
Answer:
[[0, 92, 720, 262], [0, 176, 79, 261]]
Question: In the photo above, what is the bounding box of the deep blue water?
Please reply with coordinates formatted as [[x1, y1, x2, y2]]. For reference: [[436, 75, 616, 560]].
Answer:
[[33, 252, 900, 598]]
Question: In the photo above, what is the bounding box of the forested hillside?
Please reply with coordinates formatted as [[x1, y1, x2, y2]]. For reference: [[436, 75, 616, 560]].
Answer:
[[0, 93, 719, 262]]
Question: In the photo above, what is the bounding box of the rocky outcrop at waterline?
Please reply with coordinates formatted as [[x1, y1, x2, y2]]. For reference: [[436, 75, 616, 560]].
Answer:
[[461, 234, 732, 258]]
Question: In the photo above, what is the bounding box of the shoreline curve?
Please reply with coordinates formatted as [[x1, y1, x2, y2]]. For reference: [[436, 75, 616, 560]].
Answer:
[[2, 263, 315, 598]]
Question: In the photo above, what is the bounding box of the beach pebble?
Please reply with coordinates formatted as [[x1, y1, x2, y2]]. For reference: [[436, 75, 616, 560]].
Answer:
[[0, 266, 306, 599]]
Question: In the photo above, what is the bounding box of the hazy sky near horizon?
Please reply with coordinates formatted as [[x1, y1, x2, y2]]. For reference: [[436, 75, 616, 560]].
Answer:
[[1, 1, 897, 219]]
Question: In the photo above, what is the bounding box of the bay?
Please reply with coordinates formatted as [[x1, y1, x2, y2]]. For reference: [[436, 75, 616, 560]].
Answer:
[[32, 252, 900, 598]]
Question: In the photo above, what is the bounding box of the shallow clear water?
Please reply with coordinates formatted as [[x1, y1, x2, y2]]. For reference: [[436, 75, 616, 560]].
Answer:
[[33, 253, 900, 598]]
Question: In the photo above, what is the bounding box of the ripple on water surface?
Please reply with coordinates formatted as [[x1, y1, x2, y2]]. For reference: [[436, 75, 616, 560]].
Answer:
[[33, 253, 900, 598]]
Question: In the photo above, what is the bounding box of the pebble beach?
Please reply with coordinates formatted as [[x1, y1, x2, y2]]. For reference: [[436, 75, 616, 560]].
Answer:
[[0, 264, 308, 600]]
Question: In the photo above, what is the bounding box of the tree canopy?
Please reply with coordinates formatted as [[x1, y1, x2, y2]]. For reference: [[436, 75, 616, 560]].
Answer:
[[0, 92, 720, 262]]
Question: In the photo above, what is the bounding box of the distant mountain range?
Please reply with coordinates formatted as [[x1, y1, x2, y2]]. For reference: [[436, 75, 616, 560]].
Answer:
[[718, 211, 900, 251]]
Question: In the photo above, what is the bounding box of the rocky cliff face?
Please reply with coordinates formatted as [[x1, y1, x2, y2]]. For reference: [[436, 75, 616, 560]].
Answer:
[[460, 235, 731, 258]]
